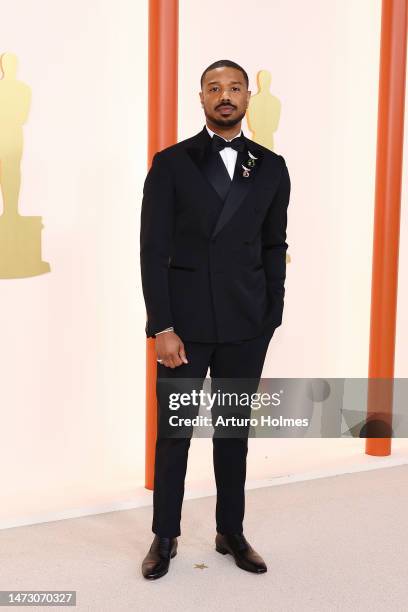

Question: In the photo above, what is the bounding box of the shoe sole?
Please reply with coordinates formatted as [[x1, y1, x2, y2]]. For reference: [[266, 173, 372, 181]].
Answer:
[[143, 550, 178, 580], [215, 546, 267, 573], [216, 545, 229, 555]]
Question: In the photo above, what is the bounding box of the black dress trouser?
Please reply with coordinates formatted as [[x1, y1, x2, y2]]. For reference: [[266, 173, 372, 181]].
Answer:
[[152, 327, 275, 538]]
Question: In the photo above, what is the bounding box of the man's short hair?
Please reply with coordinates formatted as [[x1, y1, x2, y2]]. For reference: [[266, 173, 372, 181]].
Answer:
[[200, 60, 249, 89]]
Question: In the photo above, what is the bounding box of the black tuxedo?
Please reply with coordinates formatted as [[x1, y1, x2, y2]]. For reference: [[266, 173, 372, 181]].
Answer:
[[140, 125, 291, 538], [140, 125, 291, 343]]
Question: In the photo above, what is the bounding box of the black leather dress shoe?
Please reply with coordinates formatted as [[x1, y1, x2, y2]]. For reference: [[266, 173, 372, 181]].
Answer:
[[215, 533, 267, 573], [142, 535, 178, 580]]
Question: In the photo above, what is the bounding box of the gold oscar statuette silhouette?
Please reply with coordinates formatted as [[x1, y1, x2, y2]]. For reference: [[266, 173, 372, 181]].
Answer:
[[0, 52, 50, 278], [247, 69, 281, 151], [246, 69, 290, 264]]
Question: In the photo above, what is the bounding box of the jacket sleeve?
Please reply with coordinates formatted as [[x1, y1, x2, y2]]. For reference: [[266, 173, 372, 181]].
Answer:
[[140, 151, 175, 338], [261, 155, 291, 328]]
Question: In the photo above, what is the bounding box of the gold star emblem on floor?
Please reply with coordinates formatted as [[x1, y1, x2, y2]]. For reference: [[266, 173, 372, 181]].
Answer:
[[193, 563, 208, 570]]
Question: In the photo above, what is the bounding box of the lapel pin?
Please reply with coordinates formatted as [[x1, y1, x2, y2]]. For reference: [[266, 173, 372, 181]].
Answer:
[[242, 164, 251, 177], [242, 150, 258, 177]]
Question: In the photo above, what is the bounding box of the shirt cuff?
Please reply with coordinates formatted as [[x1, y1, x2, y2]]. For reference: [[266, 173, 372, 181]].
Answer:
[[155, 327, 174, 335]]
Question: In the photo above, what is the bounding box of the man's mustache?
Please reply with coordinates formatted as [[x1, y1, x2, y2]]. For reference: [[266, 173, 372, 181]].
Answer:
[[216, 104, 236, 109]]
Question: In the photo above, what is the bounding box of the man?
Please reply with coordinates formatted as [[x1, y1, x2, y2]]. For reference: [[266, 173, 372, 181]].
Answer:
[[140, 59, 291, 579]]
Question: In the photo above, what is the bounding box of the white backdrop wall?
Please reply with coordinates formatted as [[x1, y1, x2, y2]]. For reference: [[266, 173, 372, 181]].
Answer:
[[0, 0, 149, 526], [1, 0, 406, 528]]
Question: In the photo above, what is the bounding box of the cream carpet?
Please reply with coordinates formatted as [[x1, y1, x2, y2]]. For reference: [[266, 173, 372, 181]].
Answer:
[[1, 464, 408, 612]]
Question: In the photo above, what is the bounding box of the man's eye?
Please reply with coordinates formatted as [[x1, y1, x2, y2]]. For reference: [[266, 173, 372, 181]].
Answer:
[[232, 87, 240, 91]]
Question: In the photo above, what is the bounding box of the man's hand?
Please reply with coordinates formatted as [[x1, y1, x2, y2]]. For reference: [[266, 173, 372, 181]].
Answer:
[[156, 331, 188, 368]]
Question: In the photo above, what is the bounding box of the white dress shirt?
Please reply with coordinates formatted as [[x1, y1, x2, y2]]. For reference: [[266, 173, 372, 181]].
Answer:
[[155, 125, 243, 337], [205, 124, 243, 179]]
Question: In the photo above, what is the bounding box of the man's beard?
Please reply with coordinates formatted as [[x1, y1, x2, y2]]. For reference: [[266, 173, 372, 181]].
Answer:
[[204, 107, 246, 128]]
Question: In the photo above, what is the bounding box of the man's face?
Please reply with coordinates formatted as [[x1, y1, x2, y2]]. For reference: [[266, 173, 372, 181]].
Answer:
[[200, 66, 251, 128]]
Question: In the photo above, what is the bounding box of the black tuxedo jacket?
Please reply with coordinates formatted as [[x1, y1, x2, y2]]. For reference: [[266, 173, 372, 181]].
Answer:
[[140, 125, 291, 343]]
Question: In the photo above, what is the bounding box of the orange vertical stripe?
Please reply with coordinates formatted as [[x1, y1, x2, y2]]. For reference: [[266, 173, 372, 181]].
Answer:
[[366, 0, 408, 455], [145, 0, 178, 489]]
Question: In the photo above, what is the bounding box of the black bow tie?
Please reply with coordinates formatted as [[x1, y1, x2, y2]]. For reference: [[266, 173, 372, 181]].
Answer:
[[211, 133, 246, 153]]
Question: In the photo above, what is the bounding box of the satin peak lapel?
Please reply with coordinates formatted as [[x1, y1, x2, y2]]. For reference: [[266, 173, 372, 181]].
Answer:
[[185, 127, 265, 237], [201, 147, 233, 203], [185, 127, 229, 204], [211, 139, 264, 238]]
